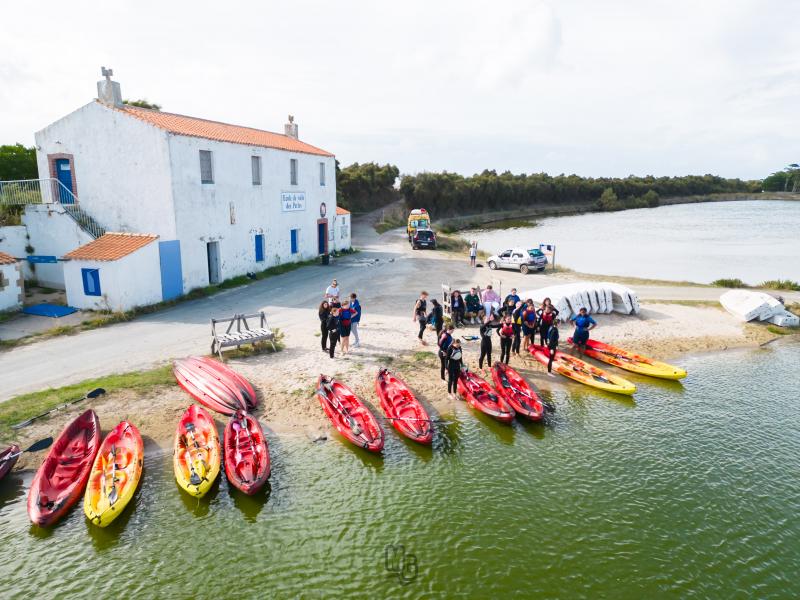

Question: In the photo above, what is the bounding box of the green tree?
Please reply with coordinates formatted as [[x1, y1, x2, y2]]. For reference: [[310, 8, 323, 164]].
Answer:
[[336, 162, 399, 212], [123, 99, 162, 110], [597, 187, 622, 211], [641, 189, 660, 207], [0, 144, 37, 180]]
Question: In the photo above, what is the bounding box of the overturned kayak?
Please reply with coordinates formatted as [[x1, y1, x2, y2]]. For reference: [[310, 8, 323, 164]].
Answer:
[[84, 421, 144, 527], [173, 356, 257, 415], [223, 411, 271, 495], [0, 444, 21, 482], [174, 405, 221, 497], [491, 362, 545, 421], [28, 410, 101, 527], [375, 368, 433, 444], [457, 369, 515, 423], [529, 345, 637, 395], [568, 337, 687, 380], [317, 375, 384, 452]]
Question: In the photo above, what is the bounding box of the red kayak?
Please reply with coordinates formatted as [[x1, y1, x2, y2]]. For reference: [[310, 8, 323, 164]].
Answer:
[[27, 410, 101, 527], [491, 363, 545, 421], [173, 356, 257, 415], [317, 375, 384, 452], [223, 411, 271, 495], [0, 444, 21, 481], [375, 368, 433, 444], [457, 370, 515, 423]]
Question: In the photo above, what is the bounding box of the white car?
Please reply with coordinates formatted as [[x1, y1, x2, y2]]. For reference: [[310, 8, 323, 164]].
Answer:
[[487, 248, 548, 274]]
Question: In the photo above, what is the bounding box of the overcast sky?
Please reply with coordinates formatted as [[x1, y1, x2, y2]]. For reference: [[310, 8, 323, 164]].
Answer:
[[1, 1, 797, 179]]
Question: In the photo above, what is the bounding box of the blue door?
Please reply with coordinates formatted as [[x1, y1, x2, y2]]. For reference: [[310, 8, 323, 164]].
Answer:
[[317, 221, 327, 255], [290, 229, 299, 254], [55, 158, 74, 203], [255, 234, 264, 262], [159, 240, 183, 301]]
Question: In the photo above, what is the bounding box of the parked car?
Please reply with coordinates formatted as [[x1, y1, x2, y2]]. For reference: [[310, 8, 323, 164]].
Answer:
[[487, 248, 547, 274], [411, 228, 437, 249]]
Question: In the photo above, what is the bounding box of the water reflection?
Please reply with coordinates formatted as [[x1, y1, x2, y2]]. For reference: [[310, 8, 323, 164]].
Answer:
[[229, 481, 271, 522]]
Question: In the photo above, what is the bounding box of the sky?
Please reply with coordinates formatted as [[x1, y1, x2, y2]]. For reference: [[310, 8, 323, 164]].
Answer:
[[1, 0, 797, 180]]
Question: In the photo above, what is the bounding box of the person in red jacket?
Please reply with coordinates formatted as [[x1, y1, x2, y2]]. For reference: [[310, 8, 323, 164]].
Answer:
[[497, 315, 515, 364]]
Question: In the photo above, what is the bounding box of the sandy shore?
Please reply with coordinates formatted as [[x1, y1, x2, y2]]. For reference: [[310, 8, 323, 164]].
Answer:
[[4, 209, 792, 472]]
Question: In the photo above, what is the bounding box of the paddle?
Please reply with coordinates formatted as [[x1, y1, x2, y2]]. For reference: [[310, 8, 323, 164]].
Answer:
[[0, 437, 54, 464], [12, 388, 106, 429], [320, 380, 371, 443], [106, 445, 119, 505], [384, 416, 454, 425], [184, 423, 205, 486]]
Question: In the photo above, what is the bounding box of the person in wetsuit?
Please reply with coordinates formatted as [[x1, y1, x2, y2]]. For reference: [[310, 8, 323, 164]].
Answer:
[[413, 291, 429, 344], [570, 307, 597, 357], [537, 302, 560, 346], [521, 300, 538, 350], [479, 316, 498, 370], [438, 325, 455, 380], [446, 339, 464, 397], [326, 307, 341, 358], [318, 300, 331, 352], [546, 321, 560, 374], [511, 301, 524, 356], [498, 315, 515, 364]]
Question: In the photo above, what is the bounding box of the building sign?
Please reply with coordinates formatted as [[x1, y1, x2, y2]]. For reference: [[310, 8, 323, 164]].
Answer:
[[281, 192, 306, 212], [320, 202, 327, 218], [26, 255, 59, 264]]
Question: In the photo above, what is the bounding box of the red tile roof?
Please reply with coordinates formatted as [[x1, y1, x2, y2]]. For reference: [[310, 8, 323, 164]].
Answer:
[[0, 251, 18, 265], [112, 103, 334, 157], [63, 232, 159, 262], [336, 206, 350, 215]]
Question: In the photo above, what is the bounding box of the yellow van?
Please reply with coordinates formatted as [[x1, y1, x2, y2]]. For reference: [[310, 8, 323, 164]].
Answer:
[[407, 208, 431, 241]]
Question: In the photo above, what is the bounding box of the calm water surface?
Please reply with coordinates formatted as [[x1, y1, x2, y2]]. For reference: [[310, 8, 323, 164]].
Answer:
[[1, 340, 799, 598], [466, 200, 800, 284]]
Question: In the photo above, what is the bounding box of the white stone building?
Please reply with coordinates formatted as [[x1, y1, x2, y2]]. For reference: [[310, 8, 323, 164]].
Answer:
[[29, 71, 349, 306]]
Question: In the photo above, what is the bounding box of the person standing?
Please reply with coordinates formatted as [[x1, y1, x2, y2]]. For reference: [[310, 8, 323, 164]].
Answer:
[[446, 339, 464, 397], [536, 303, 560, 346], [498, 315, 515, 364], [349, 293, 362, 347], [521, 300, 538, 349], [325, 279, 341, 306], [464, 287, 482, 324], [450, 290, 465, 327], [318, 300, 331, 352], [429, 299, 444, 340], [511, 301, 524, 356], [438, 325, 455, 380], [479, 316, 497, 370], [338, 300, 356, 355], [326, 307, 341, 358], [413, 291, 429, 345], [545, 321, 560, 375], [570, 307, 597, 357], [469, 242, 477, 268]]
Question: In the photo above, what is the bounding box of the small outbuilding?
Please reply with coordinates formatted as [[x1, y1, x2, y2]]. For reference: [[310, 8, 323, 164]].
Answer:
[[0, 252, 24, 312], [62, 232, 161, 312], [334, 207, 352, 251]]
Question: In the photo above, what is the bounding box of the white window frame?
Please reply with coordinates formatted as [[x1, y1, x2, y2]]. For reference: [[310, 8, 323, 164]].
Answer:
[[290, 158, 298, 186], [199, 150, 214, 184], [252, 156, 262, 185]]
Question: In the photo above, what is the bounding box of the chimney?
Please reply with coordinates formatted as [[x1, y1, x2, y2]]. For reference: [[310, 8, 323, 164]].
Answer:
[[97, 66, 123, 107], [284, 114, 298, 139]]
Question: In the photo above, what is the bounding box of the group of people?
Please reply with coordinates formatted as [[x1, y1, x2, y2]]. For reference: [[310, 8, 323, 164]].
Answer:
[[318, 279, 362, 358]]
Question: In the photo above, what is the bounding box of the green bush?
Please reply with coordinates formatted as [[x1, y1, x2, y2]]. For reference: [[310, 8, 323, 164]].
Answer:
[[597, 188, 623, 211], [760, 279, 800, 291], [711, 278, 749, 288]]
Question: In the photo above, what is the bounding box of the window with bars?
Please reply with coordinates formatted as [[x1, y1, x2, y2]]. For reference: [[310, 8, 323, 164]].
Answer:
[[199, 150, 214, 184], [290, 158, 298, 185], [319, 162, 326, 186], [252, 156, 262, 185]]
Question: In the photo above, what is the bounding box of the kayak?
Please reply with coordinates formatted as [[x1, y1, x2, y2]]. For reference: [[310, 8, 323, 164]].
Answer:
[[491, 362, 545, 421], [0, 444, 21, 482], [173, 356, 257, 416], [529, 344, 637, 395], [27, 410, 101, 527], [173, 405, 221, 497], [457, 369, 516, 423], [375, 368, 433, 444], [223, 411, 271, 495], [317, 375, 384, 452], [84, 421, 143, 527], [567, 337, 687, 380]]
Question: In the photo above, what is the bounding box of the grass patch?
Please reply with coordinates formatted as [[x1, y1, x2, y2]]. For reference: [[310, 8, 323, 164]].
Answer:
[[786, 302, 800, 317], [377, 355, 394, 365], [767, 325, 793, 336], [374, 215, 406, 234], [651, 299, 723, 308], [0, 365, 174, 441], [711, 278, 749, 288], [435, 231, 471, 253], [760, 279, 800, 292]]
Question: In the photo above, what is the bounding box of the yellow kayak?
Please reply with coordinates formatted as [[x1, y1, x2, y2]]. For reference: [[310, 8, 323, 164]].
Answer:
[[174, 405, 221, 497], [84, 421, 143, 527], [570, 338, 687, 380], [530, 345, 637, 395]]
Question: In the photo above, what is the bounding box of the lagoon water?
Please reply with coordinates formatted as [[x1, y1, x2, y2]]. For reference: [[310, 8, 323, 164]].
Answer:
[[466, 200, 800, 284], [1, 340, 799, 597]]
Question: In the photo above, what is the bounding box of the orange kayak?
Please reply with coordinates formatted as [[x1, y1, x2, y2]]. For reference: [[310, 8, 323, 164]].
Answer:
[[173, 405, 221, 497], [529, 344, 637, 395], [567, 338, 687, 380]]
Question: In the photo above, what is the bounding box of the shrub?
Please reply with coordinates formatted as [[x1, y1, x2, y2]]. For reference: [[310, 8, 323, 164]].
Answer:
[[760, 279, 800, 291], [597, 187, 623, 211], [711, 278, 749, 288]]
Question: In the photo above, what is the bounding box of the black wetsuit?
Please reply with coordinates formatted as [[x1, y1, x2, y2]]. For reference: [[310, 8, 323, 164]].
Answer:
[[326, 314, 340, 358], [546, 326, 560, 372], [415, 298, 428, 340], [479, 322, 496, 369], [446, 345, 464, 393], [438, 331, 453, 380], [537, 307, 560, 346], [511, 306, 523, 355], [319, 307, 330, 351]]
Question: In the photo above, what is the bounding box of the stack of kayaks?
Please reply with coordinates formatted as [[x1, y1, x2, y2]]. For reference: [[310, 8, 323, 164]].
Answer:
[[0, 444, 21, 482], [84, 421, 144, 527], [529, 345, 637, 395], [457, 369, 515, 423], [567, 338, 687, 380], [28, 410, 101, 527], [316, 375, 384, 452], [173, 404, 221, 497], [491, 362, 545, 421], [173, 356, 257, 415], [223, 411, 271, 495], [375, 368, 432, 444]]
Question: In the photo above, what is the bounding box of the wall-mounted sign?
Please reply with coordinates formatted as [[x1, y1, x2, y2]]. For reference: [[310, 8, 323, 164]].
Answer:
[[320, 202, 327, 218], [26, 255, 58, 264], [281, 192, 306, 212]]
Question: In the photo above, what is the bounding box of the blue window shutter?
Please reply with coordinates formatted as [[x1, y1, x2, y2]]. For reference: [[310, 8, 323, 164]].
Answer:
[[255, 234, 264, 262], [81, 268, 101, 296], [290, 229, 298, 254]]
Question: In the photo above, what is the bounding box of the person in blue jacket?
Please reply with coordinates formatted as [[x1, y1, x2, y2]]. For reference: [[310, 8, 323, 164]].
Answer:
[[349, 293, 362, 348], [570, 307, 597, 357]]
